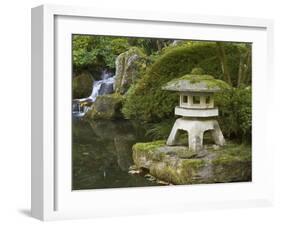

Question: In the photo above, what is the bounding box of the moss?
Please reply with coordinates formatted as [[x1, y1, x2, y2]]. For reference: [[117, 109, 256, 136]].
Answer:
[[132, 140, 251, 185], [181, 159, 205, 170], [150, 165, 183, 184], [132, 140, 166, 169], [167, 148, 196, 159], [86, 93, 123, 120], [133, 140, 166, 153], [210, 143, 252, 182], [149, 159, 205, 184], [114, 47, 147, 94], [72, 72, 93, 99], [190, 67, 205, 75], [152, 151, 167, 161], [133, 140, 205, 184], [178, 159, 205, 184], [164, 73, 230, 90], [212, 143, 251, 164]]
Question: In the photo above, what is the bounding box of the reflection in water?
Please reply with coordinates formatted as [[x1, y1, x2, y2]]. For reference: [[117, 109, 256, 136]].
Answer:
[[72, 119, 158, 190]]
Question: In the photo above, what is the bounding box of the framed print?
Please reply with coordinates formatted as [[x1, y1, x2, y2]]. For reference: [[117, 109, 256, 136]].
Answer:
[[31, 4, 274, 221]]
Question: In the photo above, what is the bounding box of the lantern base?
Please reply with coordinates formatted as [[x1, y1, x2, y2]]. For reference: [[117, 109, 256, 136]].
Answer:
[[167, 117, 225, 151]]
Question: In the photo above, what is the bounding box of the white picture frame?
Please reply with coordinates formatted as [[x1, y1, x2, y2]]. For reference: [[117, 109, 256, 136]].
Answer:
[[31, 4, 274, 221]]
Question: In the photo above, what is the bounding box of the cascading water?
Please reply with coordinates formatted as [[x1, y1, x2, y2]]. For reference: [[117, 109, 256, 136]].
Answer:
[[72, 70, 115, 117]]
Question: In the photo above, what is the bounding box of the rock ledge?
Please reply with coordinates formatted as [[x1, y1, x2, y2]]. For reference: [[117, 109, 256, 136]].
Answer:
[[132, 140, 251, 185]]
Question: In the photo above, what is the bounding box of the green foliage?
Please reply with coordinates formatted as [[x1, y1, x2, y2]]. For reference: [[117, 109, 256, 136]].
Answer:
[[145, 119, 175, 140], [127, 38, 173, 55], [215, 87, 252, 142], [122, 42, 243, 122], [72, 36, 252, 143], [72, 35, 129, 74], [72, 35, 174, 76], [142, 88, 252, 143]]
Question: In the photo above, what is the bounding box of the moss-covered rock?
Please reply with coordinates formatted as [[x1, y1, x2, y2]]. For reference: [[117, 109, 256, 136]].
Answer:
[[114, 47, 147, 94], [122, 42, 249, 122], [73, 72, 93, 99], [132, 141, 251, 185], [86, 94, 123, 120]]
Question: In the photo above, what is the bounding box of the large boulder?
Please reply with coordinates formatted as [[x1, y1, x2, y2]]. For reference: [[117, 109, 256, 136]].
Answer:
[[114, 47, 147, 94], [73, 72, 93, 99], [86, 94, 123, 120], [132, 141, 251, 184]]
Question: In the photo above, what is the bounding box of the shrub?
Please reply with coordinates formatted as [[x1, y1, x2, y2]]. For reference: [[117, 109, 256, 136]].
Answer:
[[145, 119, 175, 140], [215, 87, 252, 143], [122, 42, 246, 122]]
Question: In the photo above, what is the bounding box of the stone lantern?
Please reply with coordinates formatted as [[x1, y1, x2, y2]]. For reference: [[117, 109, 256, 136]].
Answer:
[[162, 69, 229, 152]]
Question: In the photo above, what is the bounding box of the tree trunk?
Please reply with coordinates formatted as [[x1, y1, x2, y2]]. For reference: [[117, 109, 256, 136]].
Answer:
[[237, 52, 244, 88], [216, 42, 232, 86], [156, 40, 163, 51], [240, 49, 251, 85], [237, 46, 251, 88]]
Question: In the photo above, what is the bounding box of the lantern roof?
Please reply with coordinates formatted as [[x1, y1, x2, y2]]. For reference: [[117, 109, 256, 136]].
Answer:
[[162, 69, 230, 93]]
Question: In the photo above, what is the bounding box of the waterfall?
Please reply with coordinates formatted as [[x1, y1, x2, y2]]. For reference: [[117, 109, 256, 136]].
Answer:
[[89, 74, 115, 102], [89, 81, 103, 102], [73, 70, 115, 117]]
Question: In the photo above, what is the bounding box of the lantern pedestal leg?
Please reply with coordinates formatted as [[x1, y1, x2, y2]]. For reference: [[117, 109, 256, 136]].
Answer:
[[166, 123, 180, 146], [166, 118, 225, 152], [188, 131, 204, 152], [211, 120, 225, 146]]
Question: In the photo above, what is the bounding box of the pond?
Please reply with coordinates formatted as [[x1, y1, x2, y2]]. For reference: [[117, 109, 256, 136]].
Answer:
[[72, 118, 159, 190]]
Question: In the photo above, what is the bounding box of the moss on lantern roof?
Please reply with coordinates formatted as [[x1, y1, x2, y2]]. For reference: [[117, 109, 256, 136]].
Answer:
[[162, 70, 230, 92]]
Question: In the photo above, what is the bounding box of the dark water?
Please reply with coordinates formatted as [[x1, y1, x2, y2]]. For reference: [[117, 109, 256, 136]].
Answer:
[[72, 119, 159, 190]]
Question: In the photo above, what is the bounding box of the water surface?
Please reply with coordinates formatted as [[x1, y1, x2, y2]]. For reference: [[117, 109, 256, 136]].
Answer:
[[72, 119, 159, 190]]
